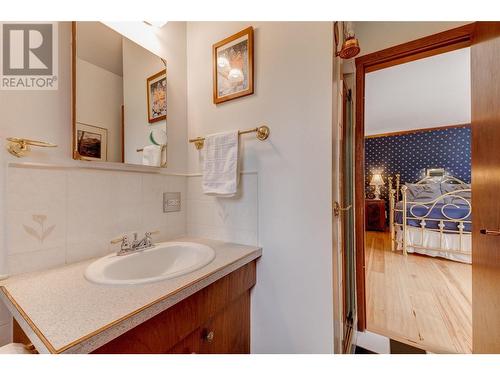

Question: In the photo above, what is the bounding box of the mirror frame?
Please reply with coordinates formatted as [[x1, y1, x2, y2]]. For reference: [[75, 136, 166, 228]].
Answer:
[[71, 21, 166, 168]]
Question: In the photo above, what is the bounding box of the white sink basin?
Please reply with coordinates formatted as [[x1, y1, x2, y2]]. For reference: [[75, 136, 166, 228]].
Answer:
[[84, 241, 216, 286]]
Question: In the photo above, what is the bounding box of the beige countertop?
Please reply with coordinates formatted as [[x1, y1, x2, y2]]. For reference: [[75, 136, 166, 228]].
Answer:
[[0, 238, 261, 354]]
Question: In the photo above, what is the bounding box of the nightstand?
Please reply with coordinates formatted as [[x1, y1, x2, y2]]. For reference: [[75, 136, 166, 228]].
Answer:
[[365, 199, 386, 231]]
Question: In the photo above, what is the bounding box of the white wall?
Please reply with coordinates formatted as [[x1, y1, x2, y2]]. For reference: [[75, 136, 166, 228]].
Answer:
[[76, 58, 123, 162], [123, 38, 165, 165], [365, 47, 471, 135], [0, 21, 188, 346], [186, 22, 333, 353]]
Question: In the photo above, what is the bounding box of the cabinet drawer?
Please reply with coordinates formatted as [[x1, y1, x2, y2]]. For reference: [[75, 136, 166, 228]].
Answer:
[[168, 291, 250, 354]]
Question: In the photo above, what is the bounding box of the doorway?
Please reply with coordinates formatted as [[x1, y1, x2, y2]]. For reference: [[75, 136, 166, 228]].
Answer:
[[354, 23, 476, 353]]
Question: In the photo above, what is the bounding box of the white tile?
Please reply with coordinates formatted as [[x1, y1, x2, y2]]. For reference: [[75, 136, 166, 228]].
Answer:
[[7, 247, 66, 275], [0, 301, 11, 327], [165, 223, 187, 241], [186, 176, 215, 202], [66, 240, 111, 264], [140, 174, 168, 237], [186, 223, 220, 241], [185, 174, 258, 245], [108, 172, 142, 236], [6, 209, 67, 255], [6, 168, 67, 213], [0, 323, 12, 346], [186, 199, 216, 227], [212, 195, 258, 231], [166, 200, 186, 230], [66, 170, 113, 263], [167, 175, 187, 195], [6, 167, 68, 257], [142, 174, 168, 207], [141, 200, 168, 236]]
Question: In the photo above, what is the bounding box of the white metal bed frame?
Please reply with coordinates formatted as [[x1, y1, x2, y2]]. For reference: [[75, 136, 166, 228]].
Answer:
[[388, 174, 471, 258]]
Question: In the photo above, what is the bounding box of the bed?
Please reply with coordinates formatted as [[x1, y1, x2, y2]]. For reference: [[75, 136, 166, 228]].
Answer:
[[388, 172, 472, 264]]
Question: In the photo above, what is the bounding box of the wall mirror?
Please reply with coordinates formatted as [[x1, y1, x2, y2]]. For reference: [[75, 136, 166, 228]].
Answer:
[[72, 22, 167, 167]]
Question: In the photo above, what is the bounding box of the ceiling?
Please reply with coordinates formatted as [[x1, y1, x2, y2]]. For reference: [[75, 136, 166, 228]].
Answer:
[[365, 47, 471, 136]]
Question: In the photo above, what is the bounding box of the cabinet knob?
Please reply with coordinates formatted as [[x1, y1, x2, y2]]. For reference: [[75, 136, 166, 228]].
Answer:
[[205, 330, 215, 342]]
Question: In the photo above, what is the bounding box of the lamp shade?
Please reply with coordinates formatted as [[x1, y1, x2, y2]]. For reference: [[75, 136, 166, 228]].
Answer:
[[370, 173, 384, 186]]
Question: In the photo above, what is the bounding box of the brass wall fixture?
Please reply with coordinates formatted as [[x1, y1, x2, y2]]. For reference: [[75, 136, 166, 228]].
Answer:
[[6, 137, 57, 158], [334, 21, 361, 59], [189, 125, 270, 150]]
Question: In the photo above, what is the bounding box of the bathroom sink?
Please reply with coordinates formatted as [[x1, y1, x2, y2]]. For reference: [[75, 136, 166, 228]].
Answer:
[[84, 242, 216, 286]]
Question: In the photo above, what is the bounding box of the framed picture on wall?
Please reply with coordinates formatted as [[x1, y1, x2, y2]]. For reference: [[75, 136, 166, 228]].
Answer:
[[213, 26, 254, 104], [146, 69, 167, 123], [75, 122, 108, 161]]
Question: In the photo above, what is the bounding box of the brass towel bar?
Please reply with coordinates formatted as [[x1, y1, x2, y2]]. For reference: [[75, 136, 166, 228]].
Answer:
[[189, 125, 270, 150], [6, 137, 57, 158]]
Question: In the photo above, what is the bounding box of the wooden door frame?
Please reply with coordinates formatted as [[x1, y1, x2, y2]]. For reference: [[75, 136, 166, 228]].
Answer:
[[354, 22, 477, 331]]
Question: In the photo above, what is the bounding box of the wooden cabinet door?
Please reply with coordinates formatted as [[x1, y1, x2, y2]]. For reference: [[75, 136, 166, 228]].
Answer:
[[472, 22, 500, 353], [168, 291, 250, 354], [365, 200, 385, 231]]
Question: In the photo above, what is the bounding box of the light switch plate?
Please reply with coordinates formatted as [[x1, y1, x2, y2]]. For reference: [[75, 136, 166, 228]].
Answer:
[[163, 192, 181, 213]]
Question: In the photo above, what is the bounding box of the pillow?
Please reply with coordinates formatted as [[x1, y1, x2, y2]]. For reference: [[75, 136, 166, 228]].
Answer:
[[441, 183, 471, 205], [404, 183, 441, 202]]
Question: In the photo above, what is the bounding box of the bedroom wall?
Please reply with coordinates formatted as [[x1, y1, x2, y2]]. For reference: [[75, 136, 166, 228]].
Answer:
[[365, 125, 471, 202]]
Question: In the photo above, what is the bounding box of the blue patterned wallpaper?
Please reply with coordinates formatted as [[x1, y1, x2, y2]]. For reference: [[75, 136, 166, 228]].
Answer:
[[365, 125, 471, 201]]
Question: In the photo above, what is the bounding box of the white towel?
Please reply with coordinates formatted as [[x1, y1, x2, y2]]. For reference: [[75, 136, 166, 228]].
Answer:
[[202, 131, 239, 197], [142, 145, 162, 167]]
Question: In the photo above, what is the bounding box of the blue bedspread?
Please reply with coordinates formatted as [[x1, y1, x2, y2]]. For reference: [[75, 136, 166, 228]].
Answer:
[[395, 201, 471, 232]]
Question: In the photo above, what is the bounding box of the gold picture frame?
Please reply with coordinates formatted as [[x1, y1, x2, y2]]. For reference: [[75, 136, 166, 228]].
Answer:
[[147, 69, 167, 123], [213, 26, 254, 104], [75, 122, 108, 161]]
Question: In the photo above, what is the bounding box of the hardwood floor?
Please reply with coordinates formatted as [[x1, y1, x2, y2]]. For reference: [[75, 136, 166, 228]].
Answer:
[[365, 231, 472, 353]]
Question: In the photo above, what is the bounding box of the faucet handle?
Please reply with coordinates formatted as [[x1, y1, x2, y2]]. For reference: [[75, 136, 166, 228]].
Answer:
[[144, 230, 160, 247], [110, 234, 127, 244], [111, 234, 132, 249]]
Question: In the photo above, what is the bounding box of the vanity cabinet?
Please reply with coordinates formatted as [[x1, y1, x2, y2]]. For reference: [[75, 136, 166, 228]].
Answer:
[[168, 293, 250, 354], [91, 260, 255, 354]]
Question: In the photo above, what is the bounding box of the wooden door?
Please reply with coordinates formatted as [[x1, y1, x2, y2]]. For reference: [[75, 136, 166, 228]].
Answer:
[[471, 21, 500, 354], [340, 82, 355, 353], [168, 292, 250, 354]]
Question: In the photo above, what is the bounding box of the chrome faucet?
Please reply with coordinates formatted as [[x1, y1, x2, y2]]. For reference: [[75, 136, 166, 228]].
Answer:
[[111, 230, 159, 256]]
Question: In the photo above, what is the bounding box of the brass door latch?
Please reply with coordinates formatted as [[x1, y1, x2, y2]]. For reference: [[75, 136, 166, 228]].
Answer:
[[333, 201, 352, 217]]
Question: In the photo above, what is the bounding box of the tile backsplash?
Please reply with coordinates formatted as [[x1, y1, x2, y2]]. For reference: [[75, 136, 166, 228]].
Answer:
[[0, 166, 258, 346], [5, 166, 187, 275], [186, 173, 258, 245]]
